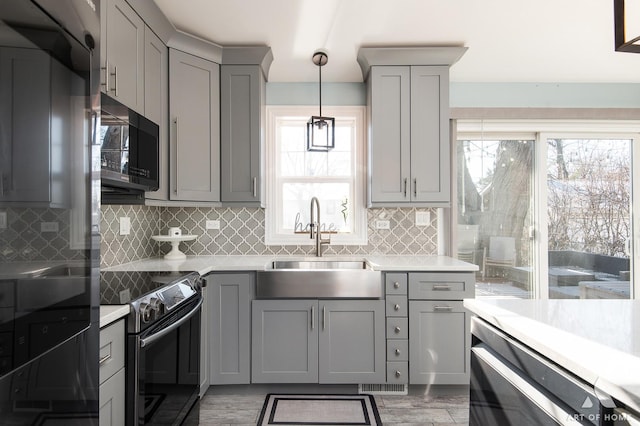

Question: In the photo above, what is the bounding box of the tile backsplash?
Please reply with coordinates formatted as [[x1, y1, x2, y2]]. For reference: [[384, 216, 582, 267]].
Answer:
[[100, 205, 438, 268]]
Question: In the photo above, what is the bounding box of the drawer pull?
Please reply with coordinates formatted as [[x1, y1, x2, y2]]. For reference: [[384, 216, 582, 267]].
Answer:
[[395, 370, 402, 377], [99, 353, 112, 366], [393, 282, 400, 289], [394, 348, 401, 356], [394, 326, 401, 334], [394, 304, 400, 311], [432, 284, 452, 291], [434, 305, 453, 312]]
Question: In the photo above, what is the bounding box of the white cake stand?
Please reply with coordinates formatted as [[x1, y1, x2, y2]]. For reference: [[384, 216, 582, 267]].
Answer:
[[151, 235, 197, 260]]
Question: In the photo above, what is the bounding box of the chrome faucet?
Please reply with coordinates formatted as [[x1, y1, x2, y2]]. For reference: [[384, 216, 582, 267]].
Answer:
[[310, 196, 330, 257]]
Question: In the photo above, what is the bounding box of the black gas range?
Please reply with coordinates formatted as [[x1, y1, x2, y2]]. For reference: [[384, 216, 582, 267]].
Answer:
[[100, 270, 202, 425]]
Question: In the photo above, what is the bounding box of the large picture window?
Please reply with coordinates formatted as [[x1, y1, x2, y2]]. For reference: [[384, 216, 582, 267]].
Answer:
[[265, 106, 367, 245]]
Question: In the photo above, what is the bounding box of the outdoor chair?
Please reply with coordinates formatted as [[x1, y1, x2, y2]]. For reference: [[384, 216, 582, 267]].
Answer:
[[482, 236, 516, 279]]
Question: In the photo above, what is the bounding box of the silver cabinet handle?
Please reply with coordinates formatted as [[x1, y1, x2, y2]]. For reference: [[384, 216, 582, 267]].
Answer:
[[252, 177, 257, 197], [395, 370, 402, 377], [101, 60, 109, 92], [394, 304, 400, 311], [112, 65, 118, 97], [173, 118, 178, 194], [394, 326, 401, 334], [393, 282, 400, 289], [434, 305, 454, 312], [311, 305, 315, 330], [394, 348, 401, 356], [322, 305, 326, 330], [99, 353, 111, 366], [433, 284, 452, 291], [403, 178, 408, 197], [413, 178, 417, 197]]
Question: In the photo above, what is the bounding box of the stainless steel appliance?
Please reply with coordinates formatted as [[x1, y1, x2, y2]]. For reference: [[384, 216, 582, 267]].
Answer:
[[101, 271, 202, 425], [100, 92, 160, 204], [470, 316, 614, 425], [0, 0, 100, 423]]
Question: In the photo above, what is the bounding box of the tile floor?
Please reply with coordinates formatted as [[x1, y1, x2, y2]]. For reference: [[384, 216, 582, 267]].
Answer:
[[198, 385, 469, 425]]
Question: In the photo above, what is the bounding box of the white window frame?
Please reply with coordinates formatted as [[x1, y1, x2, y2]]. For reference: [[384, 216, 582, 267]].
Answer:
[[265, 105, 368, 246], [455, 119, 640, 300]]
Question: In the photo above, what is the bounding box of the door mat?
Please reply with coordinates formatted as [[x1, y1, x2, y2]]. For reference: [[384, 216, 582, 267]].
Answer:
[[257, 394, 382, 425]]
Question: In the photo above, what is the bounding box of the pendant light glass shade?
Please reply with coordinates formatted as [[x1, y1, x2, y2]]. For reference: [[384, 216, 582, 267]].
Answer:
[[306, 51, 335, 151]]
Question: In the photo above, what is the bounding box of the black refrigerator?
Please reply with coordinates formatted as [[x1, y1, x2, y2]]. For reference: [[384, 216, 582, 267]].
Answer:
[[0, 0, 100, 423]]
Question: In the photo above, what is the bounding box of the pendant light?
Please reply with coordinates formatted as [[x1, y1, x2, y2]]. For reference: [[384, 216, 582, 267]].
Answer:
[[306, 50, 335, 151]]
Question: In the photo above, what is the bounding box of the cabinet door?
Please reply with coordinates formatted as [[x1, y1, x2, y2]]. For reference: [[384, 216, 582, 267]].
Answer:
[[252, 299, 318, 383], [169, 49, 220, 202], [369, 66, 411, 203], [144, 26, 169, 201], [410, 66, 450, 204], [220, 65, 264, 205], [103, 0, 144, 112], [99, 368, 125, 426], [409, 300, 469, 384], [318, 300, 385, 384], [0, 48, 51, 203], [208, 273, 253, 385]]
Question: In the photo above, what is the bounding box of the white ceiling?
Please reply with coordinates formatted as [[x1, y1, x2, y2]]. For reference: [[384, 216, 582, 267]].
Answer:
[[153, 0, 640, 84]]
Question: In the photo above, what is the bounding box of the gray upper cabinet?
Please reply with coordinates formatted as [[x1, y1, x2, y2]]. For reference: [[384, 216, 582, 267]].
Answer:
[[101, 0, 145, 113], [0, 48, 72, 207], [368, 65, 449, 206], [143, 26, 169, 201], [220, 65, 265, 206], [358, 46, 467, 207], [168, 49, 220, 202], [208, 273, 253, 385]]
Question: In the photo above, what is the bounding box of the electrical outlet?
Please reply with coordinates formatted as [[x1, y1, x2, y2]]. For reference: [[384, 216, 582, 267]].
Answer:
[[375, 220, 390, 230], [0, 212, 6, 229], [415, 211, 431, 226], [206, 220, 221, 230], [40, 222, 59, 232], [119, 217, 131, 235], [119, 289, 131, 304]]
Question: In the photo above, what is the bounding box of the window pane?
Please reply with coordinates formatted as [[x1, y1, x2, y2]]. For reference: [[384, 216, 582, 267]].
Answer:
[[457, 139, 534, 299], [547, 138, 631, 299], [282, 182, 352, 233]]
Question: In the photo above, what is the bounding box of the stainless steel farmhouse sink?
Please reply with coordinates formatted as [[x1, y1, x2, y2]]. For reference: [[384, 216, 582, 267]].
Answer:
[[256, 259, 382, 298]]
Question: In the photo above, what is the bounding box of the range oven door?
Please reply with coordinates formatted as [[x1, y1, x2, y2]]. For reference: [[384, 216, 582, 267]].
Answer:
[[470, 317, 610, 426], [129, 296, 202, 426]]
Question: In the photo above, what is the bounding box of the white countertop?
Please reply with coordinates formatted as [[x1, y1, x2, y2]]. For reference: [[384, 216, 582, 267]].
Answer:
[[464, 298, 640, 413], [101, 254, 478, 275], [99, 305, 130, 328]]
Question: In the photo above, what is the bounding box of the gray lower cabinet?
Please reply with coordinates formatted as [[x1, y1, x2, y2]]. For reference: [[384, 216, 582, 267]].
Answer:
[[408, 272, 474, 385], [252, 299, 385, 384], [99, 319, 126, 426], [168, 48, 220, 202], [208, 273, 253, 384]]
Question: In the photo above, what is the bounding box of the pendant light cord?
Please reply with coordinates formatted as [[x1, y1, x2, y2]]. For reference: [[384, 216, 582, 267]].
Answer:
[[318, 61, 322, 117]]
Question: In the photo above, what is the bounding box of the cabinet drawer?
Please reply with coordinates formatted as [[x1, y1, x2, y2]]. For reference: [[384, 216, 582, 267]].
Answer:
[[385, 273, 407, 295], [99, 367, 125, 426], [386, 317, 408, 339], [99, 319, 125, 384], [387, 362, 408, 384], [409, 272, 474, 300], [386, 339, 408, 362], [386, 295, 408, 317]]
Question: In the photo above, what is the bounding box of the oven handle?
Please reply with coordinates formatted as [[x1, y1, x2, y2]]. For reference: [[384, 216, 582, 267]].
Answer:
[[139, 297, 203, 348]]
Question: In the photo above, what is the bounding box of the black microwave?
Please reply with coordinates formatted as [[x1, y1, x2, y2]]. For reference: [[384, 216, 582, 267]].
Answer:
[[100, 93, 159, 203]]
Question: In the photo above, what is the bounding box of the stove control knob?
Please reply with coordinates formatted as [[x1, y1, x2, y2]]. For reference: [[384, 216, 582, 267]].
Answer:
[[139, 302, 152, 323], [149, 297, 164, 315]]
